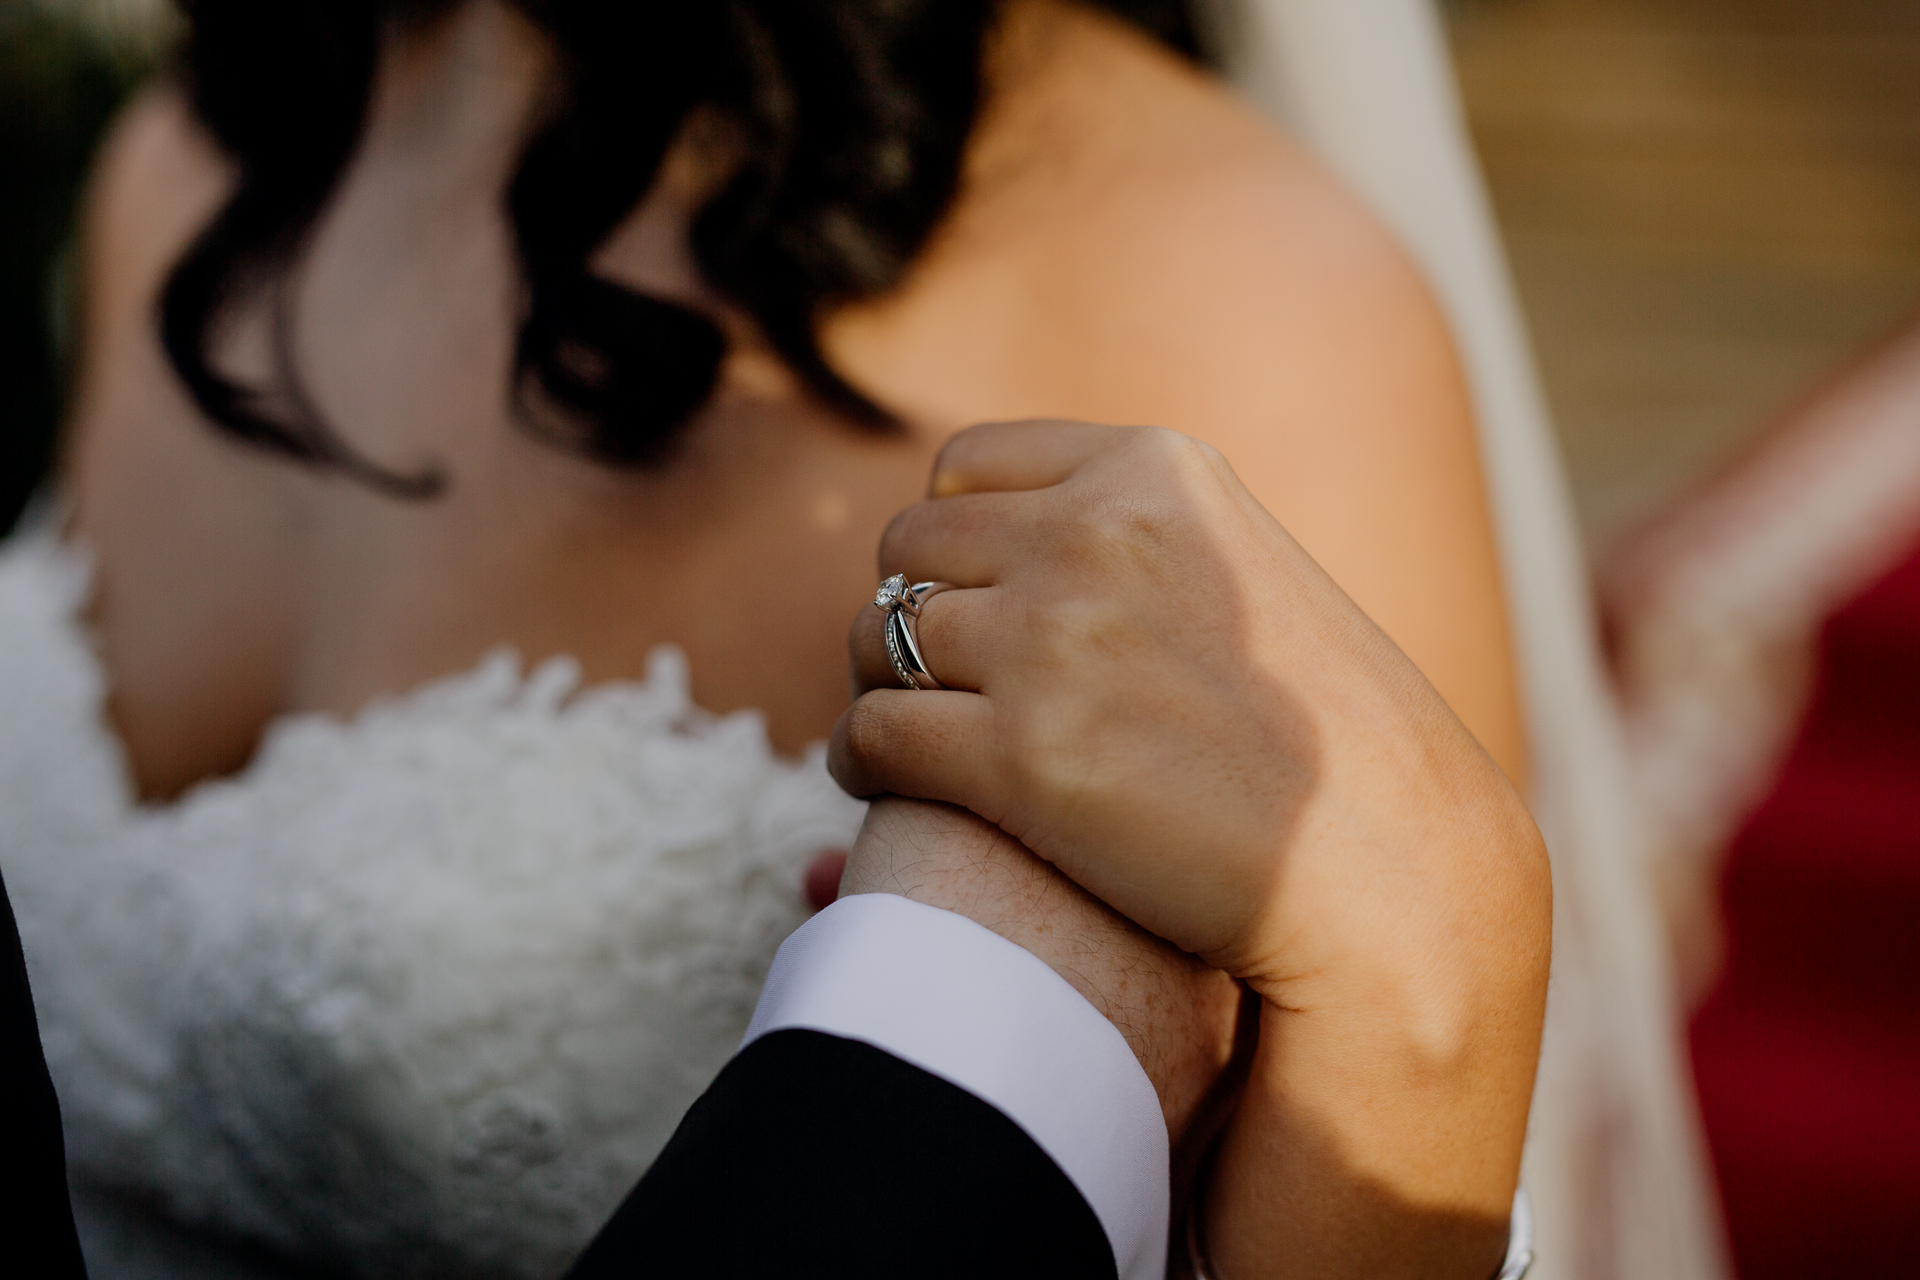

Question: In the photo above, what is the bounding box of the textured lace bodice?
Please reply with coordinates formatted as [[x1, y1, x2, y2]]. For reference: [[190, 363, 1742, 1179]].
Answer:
[[0, 529, 866, 1278]]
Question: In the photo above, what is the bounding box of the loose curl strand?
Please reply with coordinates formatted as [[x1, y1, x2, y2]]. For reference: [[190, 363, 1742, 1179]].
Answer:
[[159, 0, 1203, 488]]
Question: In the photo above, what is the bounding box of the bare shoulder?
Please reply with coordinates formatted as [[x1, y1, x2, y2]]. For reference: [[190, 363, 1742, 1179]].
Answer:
[[63, 84, 307, 803], [66, 81, 261, 535], [65, 80, 247, 516], [834, 1, 1466, 476], [78, 84, 232, 341], [828, 0, 1521, 777]]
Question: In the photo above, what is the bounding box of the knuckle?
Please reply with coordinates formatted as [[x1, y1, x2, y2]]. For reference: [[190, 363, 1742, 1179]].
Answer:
[[1149, 425, 1225, 478], [1118, 423, 1183, 465], [1121, 424, 1224, 479], [841, 695, 903, 764], [1185, 435, 1231, 476], [1062, 439, 1229, 563]]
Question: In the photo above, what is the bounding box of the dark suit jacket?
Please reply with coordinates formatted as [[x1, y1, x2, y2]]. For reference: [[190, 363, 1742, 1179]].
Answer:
[[0, 872, 1117, 1279]]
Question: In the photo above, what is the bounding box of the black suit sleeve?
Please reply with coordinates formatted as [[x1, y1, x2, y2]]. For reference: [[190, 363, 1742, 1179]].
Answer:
[[0, 870, 88, 1279], [564, 1028, 1119, 1280]]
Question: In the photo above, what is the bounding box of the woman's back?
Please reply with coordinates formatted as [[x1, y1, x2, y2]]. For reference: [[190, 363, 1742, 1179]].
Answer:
[[64, 0, 1520, 799]]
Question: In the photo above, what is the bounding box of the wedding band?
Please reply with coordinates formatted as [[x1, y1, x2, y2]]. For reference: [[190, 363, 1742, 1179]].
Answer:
[[873, 574, 951, 690]]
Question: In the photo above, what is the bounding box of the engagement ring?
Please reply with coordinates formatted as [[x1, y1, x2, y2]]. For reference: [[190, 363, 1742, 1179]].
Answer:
[[872, 574, 949, 690]]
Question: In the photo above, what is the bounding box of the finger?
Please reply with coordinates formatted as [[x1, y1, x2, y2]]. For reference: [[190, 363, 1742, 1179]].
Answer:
[[930, 419, 1135, 497], [848, 586, 1006, 696], [875, 491, 1033, 586], [828, 690, 1008, 824], [848, 600, 896, 695]]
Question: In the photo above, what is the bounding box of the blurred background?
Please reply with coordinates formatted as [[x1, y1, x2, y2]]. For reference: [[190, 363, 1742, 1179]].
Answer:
[[6, 0, 1919, 544], [1450, 0, 1920, 545]]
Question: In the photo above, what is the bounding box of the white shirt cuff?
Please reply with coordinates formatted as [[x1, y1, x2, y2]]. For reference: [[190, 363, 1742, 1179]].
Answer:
[[1497, 1188, 1535, 1279], [744, 892, 1170, 1280]]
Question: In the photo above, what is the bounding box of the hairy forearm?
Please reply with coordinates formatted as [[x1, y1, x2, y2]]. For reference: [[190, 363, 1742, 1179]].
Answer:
[[840, 798, 1240, 1139]]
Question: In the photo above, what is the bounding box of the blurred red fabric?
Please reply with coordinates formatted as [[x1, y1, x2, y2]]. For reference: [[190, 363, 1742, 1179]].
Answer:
[[1690, 533, 1920, 1278]]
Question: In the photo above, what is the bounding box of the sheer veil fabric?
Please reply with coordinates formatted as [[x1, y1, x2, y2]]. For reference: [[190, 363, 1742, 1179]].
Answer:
[[1200, 3, 1730, 1278]]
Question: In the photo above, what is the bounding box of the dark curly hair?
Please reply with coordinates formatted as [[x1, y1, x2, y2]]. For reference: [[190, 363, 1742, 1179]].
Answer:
[[158, 0, 1202, 493]]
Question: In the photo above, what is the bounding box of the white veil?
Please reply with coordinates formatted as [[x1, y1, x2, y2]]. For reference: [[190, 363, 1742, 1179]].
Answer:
[[1202, 3, 1729, 1277]]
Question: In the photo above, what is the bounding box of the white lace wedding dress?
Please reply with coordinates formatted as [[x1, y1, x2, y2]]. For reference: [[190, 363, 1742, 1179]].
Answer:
[[0, 526, 867, 1279]]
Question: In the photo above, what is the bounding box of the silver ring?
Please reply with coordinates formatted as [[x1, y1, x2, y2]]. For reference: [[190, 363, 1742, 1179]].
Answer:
[[872, 574, 951, 690]]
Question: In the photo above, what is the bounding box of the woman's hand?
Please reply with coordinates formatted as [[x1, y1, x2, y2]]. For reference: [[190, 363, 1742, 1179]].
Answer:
[[832, 420, 1544, 1002], [832, 421, 1550, 1278]]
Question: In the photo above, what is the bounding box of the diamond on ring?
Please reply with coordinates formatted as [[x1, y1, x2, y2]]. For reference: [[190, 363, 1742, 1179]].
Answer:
[[873, 574, 911, 612]]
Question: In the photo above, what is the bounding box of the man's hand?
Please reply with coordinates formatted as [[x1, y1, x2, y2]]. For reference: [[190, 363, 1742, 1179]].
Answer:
[[841, 796, 1241, 1147]]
